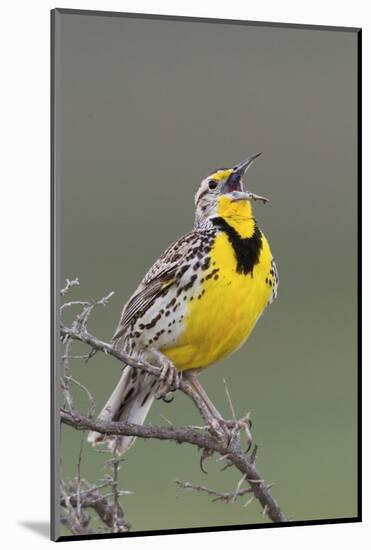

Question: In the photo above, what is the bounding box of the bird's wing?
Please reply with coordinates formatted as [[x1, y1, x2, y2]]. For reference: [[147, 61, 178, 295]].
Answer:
[[269, 258, 279, 304], [112, 231, 201, 342]]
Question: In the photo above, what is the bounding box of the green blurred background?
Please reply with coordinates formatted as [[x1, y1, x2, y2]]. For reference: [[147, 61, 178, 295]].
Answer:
[[55, 11, 358, 535]]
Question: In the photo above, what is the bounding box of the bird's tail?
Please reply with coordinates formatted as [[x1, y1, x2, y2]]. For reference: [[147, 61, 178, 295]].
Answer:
[[87, 366, 156, 455]]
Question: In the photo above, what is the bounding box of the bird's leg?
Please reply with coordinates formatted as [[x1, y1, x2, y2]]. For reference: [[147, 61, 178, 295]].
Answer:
[[184, 373, 253, 450], [183, 373, 230, 444], [185, 373, 224, 420], [146, 348, 181, 398]]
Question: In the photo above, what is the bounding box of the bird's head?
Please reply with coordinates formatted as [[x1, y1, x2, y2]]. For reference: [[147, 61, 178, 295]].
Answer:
[[194, 153, 267, 227]]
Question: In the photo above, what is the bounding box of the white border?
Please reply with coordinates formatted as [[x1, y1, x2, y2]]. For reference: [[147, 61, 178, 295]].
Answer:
[[1, 1, 368, 548]]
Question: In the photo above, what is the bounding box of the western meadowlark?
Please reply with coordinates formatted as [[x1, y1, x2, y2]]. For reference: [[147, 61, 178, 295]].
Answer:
[[88, 153, 278, 454]]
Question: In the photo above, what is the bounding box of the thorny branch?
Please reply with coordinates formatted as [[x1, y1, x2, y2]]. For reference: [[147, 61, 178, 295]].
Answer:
[[60, 277, 80, 296], [175, 479, 268, 505], [61, 408, 286, 522], [59, 280, 133, 535], [60, 477, 131, 535], [59, 281, 288, 530]]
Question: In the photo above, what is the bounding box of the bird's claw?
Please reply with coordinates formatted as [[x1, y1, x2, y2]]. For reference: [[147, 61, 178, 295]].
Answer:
[[155, 360, 181, 398], [209, 416, 253, 451]]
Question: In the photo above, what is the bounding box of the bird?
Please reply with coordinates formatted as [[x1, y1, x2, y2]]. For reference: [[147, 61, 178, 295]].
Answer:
[[88, 153, 278, 455]]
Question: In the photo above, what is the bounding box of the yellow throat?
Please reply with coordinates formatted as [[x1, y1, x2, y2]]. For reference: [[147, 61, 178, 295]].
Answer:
[[163, 196, 274, 371]]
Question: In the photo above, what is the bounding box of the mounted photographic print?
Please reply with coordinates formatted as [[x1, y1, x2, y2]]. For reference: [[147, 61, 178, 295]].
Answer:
[[51, 8, 361, 541]]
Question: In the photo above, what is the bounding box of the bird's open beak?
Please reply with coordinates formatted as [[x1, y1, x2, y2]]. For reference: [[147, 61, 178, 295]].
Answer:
[[222, 153, 268, 203], [232, 152, 262, 178]]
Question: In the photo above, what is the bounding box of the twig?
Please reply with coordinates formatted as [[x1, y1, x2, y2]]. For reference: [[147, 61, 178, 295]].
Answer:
[[65, 375, 96, 418], [61, 337, 74, 411], [72, 291, 115, 334], [60, 324, 160, 378], [232, 473, 247, 502], [112, 457, 120, 532], [61, 354, 91, 360], [175, 479, 252, 503], [223, 378, 236, 420], [61, 300, 90, 312], [60, 278, 80, 296], [75, 434, 86, 526]]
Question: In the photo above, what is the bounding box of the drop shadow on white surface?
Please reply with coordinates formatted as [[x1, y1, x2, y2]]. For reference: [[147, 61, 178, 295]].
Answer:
[[18, 522, 49, 539]]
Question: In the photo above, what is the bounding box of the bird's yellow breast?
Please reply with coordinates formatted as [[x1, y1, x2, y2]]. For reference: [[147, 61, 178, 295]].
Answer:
[[163, 228, 274, 371]]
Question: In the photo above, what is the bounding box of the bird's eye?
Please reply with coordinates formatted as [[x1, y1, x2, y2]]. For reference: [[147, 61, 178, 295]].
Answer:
[[208, 180, 218, 190]]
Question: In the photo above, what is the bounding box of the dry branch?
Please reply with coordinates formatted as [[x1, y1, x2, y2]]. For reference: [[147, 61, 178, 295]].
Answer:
[[60, 478, 130, 534], [175, 479, 253, 503], [61, 408, 286, 522], [60, 277, 80, 296], [60, 288, 288, 526]]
